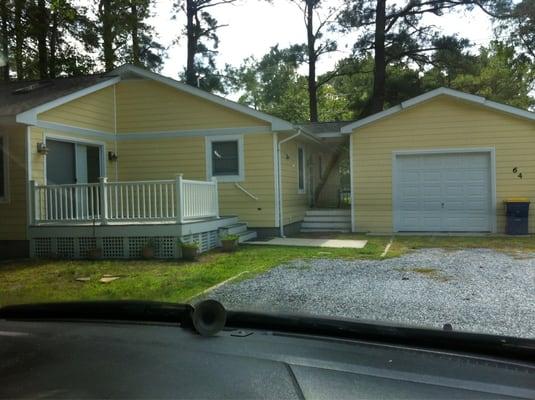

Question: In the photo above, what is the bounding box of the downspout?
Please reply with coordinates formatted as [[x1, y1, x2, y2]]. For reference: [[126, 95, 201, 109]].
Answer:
[[277, 130, 302, 237]]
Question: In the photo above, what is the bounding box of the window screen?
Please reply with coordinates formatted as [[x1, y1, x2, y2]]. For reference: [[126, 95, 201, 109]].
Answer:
[[0, 137, 5, 198], [298, 146, 305, 191], [212, 140, 239, 176]]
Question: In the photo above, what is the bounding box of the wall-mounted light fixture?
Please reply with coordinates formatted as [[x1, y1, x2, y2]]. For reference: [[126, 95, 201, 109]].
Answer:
[[285, 153, 290, 160], [108, 151, 118, 162], [36, 142, 49, 155]]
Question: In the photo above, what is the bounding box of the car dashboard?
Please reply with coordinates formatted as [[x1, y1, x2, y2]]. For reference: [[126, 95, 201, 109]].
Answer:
[[0, 319, 534, 399]]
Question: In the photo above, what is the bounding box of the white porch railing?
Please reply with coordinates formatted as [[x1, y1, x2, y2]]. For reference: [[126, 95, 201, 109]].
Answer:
[[30, 175, 219, 225]]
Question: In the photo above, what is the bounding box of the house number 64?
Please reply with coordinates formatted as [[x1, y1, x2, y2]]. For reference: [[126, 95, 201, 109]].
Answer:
[[513, 167, 523, 179]]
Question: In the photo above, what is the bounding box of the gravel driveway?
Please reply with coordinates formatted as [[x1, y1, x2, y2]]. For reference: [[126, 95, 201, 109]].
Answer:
[[208, 248, 535, 338]]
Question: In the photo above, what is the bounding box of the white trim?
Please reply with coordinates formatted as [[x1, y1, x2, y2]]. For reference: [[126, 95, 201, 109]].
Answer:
[[33, 120, 115, 140], [297, 144, 306, 194], [108, 65, 294, 131], [29, 120, 273, 142], [391, 147, 497, 233], [44, 132, 107, 181], [272, 133, 280, 227], [205, 134, 245, 182], [341, 87, 535, 133], [25, 126, 31, 238], [277, 131, 302, 236], [349, 134, 356, 232], [117, 126, 270, 140], [15, 77, 121, 125], [0, 134, 10, 203], [113, 84, 119, 181]]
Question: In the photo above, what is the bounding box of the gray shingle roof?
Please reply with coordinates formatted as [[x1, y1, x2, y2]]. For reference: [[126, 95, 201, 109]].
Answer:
[[0, 75, 115, 117], [297, 121, 356, 135]]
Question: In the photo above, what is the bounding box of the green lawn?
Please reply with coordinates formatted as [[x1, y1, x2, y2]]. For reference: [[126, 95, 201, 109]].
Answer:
[[0, 235, 389, 307], [1, 234, 533, 307]]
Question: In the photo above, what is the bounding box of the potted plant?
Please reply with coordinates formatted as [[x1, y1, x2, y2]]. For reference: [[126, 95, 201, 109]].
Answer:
[[220, 234, 239, 252], [142, 239, 157, 259], [180, 241, 199, 261]]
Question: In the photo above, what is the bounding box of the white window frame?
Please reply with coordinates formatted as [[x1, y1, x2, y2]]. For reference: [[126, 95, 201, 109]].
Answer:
[[205, 134, 245, 182], [297, 144, 306, 194], [0, 134, 9, 203]]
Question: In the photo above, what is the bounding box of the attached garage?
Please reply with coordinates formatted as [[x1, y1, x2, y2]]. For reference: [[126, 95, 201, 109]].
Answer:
[[343, 88, 535, 234], [393, 150, 494, 232]]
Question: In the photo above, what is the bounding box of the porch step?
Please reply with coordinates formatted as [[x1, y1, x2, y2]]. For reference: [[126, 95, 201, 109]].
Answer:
[[301, 209, 351, 233], [305, 209, 351, 217], [223, 223, 248, 235], [304, 215, 351, 223], [301, 221, 351, 230], [218, 221, 257, 243], [238, 230, 257, 243]]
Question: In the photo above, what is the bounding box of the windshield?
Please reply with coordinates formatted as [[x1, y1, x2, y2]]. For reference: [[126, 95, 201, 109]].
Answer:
[[0, 0, 534, 341]]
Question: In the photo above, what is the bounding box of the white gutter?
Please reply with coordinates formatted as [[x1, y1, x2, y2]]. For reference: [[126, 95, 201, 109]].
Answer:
[[276, 130, 302, 237]]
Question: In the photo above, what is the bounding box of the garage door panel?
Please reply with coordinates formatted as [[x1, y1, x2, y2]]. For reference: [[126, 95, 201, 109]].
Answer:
[[395, 152, 492, 232]]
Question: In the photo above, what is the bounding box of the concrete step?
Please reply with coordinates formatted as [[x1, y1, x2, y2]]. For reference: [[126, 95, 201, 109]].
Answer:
[[303, 215, 351, 223], [302, 221, 351, 230], [238, 230, 257, 243], [221, 223, 248, 235], [305, 209, 351, 217], [300, 227, 350, 233]]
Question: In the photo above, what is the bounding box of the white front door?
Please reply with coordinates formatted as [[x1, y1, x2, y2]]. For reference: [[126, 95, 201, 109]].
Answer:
[[394, 152, 492, 232]]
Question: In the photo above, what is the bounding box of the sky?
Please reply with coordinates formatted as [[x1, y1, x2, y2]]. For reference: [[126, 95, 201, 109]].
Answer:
[[148, 0, 495, 81]]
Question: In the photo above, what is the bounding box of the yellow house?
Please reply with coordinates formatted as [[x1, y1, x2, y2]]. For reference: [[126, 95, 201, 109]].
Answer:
[[0, 65, 347, 259], [341, 88, 535, 234]]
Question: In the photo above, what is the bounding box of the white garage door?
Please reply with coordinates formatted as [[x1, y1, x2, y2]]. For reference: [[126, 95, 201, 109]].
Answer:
[[394, 152, 492, 232]]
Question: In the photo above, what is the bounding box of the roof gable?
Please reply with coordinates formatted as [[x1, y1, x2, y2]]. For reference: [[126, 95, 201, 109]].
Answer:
[[108, 65, 294, 131], [341, 88, 535, 133]]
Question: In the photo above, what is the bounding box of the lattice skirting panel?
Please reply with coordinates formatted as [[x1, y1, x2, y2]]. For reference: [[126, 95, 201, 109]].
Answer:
[[31, 231, 219, 259]]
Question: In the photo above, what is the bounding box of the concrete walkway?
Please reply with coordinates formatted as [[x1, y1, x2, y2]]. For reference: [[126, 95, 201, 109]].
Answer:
[[247, 238, 367, 249]]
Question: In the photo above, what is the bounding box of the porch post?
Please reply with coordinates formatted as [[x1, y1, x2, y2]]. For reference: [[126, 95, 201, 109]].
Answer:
[[211, 176, 219, 219], [99, 177, 108, 225], [175, 174, 184, 224], [29, 180, 37, 224]]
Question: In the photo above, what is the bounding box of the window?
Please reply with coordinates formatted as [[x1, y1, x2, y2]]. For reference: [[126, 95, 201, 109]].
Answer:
[[298, 145, 305, 193], [0, 136, 7, 201], [206, 135, 244, 182]]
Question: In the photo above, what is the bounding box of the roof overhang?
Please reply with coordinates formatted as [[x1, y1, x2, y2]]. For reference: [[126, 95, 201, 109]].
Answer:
[[341, 87, 535, 134], [15, 76, 121, 125]]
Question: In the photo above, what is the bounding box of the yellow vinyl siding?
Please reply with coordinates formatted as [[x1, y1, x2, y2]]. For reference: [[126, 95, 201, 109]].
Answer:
[[115, 80, 269, 133], [352, 96, 535, 233], [0, 124, 27, 240], [30, 126, 45, 185], [280, 137, 311, 225], [117, 133, 276, 227], [38, 86, 115, 132]]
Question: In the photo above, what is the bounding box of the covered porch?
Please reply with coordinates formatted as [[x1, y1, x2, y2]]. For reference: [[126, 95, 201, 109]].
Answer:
[[27, 176, 253, 258]]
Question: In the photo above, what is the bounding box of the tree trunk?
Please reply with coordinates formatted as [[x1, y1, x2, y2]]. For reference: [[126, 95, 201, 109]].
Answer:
[[36, 0, 49, 79], [370, 0, 386, 114], [0, 0, 9, 81], [49, 9, 58, 78], [306, 0, 318, 122], [14, 0, 25, 80], [101, 0, 114, 71], [131, 1, 140, 65], [185, 0, 197, 86]]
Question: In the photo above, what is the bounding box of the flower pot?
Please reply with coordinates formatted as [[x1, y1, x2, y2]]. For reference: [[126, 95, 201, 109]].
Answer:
[[142, 246, 155, 259], [221, 238, 238, 252], [181, 246, 198, 261]]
